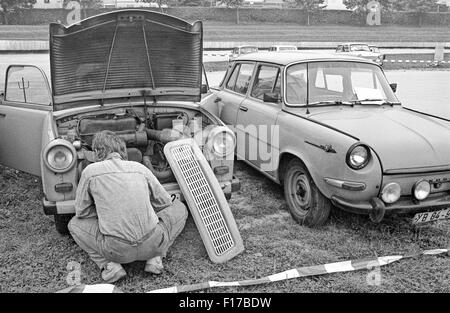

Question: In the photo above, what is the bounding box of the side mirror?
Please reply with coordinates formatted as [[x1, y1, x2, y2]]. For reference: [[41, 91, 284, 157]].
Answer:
[[390, 83, 397, 93], [201, 84, 208, 94], [263, 92, 280, 103]]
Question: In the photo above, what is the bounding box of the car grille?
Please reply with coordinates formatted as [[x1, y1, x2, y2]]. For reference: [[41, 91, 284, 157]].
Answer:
[[165, 139, 244, 263]]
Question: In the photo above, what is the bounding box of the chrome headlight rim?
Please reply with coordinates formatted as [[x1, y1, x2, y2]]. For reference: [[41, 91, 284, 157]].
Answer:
[[206, 126, 236, 157], [346, 142, 371, 170], [381, 182, 402, 204], [43, 139, 76, 173], [412, 179, 431, 201]]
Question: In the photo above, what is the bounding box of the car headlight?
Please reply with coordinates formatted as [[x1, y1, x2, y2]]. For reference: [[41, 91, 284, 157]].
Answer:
[[381, 182, 401, 204], [413, 180, 431, 201], [207, 126, 235, 157], [346, 143, 371, 170], [43, 139, 76, 172]]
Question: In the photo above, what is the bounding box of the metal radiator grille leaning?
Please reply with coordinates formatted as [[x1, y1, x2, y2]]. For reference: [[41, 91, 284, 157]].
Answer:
[[164, 139, 244, 263]]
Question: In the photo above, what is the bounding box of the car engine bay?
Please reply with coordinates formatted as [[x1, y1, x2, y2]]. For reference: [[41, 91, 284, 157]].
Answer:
[[56, 106, 216, 184]]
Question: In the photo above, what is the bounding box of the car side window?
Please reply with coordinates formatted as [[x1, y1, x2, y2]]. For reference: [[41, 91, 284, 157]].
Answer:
[[226, 64, 241, 90], [233, 63, 254, 95], [4, 65, 51, 106], [343, 45, 349, 52], [250, 65, 280, 101]]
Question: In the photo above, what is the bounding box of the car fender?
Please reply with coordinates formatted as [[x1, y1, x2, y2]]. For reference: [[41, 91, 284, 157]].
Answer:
[[276, 112, 383, 202]]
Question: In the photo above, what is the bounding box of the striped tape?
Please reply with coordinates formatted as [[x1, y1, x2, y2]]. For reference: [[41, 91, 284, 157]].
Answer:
[[55, 248, 448, 293], [146, 248, 448, 293]]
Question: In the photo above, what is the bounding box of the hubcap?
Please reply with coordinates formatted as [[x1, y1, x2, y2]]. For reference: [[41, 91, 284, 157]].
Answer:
[[290, 172, 311, 211]]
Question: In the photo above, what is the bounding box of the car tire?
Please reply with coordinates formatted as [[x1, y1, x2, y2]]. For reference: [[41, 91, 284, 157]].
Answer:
[[54, 214, 74, 235], [283, 158, 331, 227]]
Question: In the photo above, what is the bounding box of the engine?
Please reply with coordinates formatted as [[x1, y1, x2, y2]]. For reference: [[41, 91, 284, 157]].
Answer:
[[57, 108, 212, 184]]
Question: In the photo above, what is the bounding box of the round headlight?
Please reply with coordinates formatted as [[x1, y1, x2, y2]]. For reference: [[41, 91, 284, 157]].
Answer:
[[381, 182, 401, 204], [207, 127, 235, 157], [413, 180, 431, 201], [47, 145, 74, 171], [346, 144, 371, 170]]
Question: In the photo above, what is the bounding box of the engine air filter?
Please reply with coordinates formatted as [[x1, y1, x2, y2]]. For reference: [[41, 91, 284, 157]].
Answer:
[[164, 139, 244, 263]]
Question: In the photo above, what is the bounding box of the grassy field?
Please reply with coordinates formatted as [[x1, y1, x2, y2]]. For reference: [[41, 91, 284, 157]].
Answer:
[[1, 22, 450, 42], [0, 162, 448, 293]]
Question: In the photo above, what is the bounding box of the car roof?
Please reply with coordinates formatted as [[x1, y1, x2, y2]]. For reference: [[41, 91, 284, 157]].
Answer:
[[234, 51, 374, 66]]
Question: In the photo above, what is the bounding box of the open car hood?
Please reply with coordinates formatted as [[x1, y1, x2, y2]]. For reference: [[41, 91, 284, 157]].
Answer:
[[50, 10, 203, 111]]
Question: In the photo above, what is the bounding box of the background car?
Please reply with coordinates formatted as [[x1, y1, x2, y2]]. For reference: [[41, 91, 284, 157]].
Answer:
[[268, 45, 298, 52], [229, 45, 259, 62], [335, 42, 384, 66], [0, 10, 239, 234], [208, 51, 450, 227]]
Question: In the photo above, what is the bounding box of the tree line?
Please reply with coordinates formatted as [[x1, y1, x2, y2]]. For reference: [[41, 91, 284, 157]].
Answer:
[[0, 0, 445, 25]]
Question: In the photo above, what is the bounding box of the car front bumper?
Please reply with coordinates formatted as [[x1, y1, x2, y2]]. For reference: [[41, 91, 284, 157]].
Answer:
[[331, 193, 450, 216], [43, 176, 241, 215]]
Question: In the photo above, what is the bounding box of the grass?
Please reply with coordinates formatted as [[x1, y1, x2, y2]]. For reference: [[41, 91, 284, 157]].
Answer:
[[0, 162, 449, 293], [1, 22, 450, 42]]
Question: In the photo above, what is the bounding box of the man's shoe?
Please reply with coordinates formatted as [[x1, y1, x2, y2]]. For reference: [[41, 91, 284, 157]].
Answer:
[[101, 262, 126, 283], [145, 256, 164, 274]]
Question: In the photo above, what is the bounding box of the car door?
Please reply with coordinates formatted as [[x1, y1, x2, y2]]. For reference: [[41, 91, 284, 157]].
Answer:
[[217, 62, 255, 128], [0, 65, 53, 176], [236, 63, 282, 174]]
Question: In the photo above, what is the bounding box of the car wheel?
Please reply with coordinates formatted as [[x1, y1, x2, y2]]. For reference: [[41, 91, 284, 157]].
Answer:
[[54, 214, 74, 235], [283, 158, 331, 226]]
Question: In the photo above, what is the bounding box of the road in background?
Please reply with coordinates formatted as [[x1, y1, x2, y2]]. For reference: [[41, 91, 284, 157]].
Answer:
[[1, 53, 449, 119]]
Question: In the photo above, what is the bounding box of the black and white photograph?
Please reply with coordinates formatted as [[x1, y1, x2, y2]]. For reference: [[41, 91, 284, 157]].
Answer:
[[0, 0, 449, 300]]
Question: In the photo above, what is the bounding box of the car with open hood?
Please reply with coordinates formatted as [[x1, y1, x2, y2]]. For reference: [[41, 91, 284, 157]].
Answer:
[[335, 43, 385, 66], [0, 10, 239, 234], [207, 51, 450, 226]]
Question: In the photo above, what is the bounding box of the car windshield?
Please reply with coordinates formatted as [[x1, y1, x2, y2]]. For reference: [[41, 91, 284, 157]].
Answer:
[[350, 44, 370, 52], [241, 47, 258, 54], [285, 61, 399, 106]]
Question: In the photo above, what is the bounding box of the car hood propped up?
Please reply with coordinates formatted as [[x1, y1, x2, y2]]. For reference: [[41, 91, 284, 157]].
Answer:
[[49, 10, 203, 111], [303, 107, 450, 173]]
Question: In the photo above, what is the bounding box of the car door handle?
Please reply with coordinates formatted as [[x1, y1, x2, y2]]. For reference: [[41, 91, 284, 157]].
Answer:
[[214, 97, 222, 103], [239, 106, 248, 112]]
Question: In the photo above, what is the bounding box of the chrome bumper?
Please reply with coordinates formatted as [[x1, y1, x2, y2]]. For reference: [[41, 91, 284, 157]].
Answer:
[[331, 193, 450, 217]]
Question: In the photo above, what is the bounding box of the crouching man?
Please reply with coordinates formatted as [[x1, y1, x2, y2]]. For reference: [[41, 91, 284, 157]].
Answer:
[[68, 130, 188, 283]]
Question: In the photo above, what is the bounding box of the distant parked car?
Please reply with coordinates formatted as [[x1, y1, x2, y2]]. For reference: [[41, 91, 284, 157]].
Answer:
[[336, 43, 384, 66], [209, 51, 450, 227], [229, 45, 259, 62], [268, 45, 298, 52]]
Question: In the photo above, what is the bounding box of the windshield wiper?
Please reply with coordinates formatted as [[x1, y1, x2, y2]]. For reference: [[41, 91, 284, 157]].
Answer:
[[350, 99, 401, 106], [308, 100, 354, 107]]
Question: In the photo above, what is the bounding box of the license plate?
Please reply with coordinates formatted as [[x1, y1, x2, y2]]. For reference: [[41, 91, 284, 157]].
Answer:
[[170, 193, 180, 203], [412, 208, 450, 225]]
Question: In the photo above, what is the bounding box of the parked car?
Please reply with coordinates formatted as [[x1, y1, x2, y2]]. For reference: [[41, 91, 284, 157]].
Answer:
[[229, 45, 259, 62], [0, 10, 239, 234], [268, 45, 298, 52], [335, 43, 384, 66], [209, 51, 450, 227]]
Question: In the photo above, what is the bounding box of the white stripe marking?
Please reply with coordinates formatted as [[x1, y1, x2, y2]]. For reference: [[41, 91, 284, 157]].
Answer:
[[377, 255, 403, 266], [324, 260, 355, 273], [147, 286, 178, 293], [82, 284, 115, 293]]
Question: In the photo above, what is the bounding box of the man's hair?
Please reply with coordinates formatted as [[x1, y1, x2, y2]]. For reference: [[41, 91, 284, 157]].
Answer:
[[92, 130, 128, 161]]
